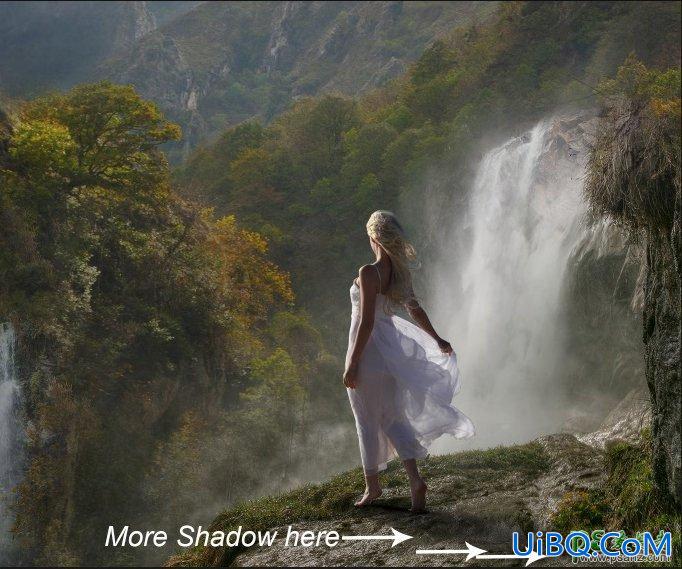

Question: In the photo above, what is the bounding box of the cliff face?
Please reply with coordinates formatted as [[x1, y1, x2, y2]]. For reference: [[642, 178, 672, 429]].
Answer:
[[583, 60, 681, 508], [256, 1, 493, 95], [644, 228, 681, 506]]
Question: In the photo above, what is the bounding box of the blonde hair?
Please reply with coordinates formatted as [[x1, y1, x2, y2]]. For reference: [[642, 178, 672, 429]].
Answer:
[[366, 210, 418, 307]]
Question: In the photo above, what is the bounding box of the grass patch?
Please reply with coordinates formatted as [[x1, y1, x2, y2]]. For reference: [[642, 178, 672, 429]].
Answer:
[[421, 441, 550, 477], [168, 467, 367, 566], [551, 433, 680, 562], [585, 57, 680, 235], [553, 489, 610, 530]]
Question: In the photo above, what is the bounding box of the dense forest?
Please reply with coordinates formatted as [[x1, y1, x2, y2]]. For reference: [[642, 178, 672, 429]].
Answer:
[[0, 1, 680, 566], [0, 81, 361, 564]]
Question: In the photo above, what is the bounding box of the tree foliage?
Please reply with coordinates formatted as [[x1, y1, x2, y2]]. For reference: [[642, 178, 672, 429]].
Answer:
[[586, 56, 680, 234]]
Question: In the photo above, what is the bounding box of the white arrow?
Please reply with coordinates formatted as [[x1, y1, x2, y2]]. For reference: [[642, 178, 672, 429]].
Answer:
[[341, 527, 412, 547], [476, 550, 546, 566], [416, 543, 545, 567], [416, 541, 487, 561]]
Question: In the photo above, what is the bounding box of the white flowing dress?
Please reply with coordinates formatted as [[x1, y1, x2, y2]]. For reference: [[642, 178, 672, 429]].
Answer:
[[346, 273, 475, 474]]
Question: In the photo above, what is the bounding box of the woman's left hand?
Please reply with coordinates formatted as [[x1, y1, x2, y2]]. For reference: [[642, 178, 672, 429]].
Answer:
[[437, 338, 453, 355], [343, 365, 358, 389]]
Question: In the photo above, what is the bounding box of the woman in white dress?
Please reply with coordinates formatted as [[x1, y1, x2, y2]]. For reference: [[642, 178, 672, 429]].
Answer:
[[343, 211, 474, 512]]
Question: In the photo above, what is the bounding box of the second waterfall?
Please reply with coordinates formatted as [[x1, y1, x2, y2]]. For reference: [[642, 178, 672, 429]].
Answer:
[[1, 322, 24, 563]]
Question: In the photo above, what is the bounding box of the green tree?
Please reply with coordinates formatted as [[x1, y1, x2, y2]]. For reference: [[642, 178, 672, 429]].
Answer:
[[20, 81, 180, 193]]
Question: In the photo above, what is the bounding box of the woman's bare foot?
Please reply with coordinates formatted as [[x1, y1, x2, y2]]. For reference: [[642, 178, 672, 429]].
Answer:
[[409, 479, 427, 512], [354, 487, 382, 507]]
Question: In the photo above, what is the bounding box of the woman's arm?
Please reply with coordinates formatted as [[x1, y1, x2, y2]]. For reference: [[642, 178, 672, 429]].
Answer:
[[343, 265, 379, 389], [406, 297, 453, 355]]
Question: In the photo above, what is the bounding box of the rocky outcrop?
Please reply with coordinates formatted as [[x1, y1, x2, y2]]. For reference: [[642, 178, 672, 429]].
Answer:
[[556, 110, 679, 501], [167, 384, 654, 567], [170, 436, 605, 567], [263, 2, 305, 74], [117, 1, 156, 45], [578, 387, 651, 449], [582, 76, 681, 508], [110, 32, 203, 159]]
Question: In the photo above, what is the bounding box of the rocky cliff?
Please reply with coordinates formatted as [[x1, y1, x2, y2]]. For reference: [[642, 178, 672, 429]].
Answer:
[[584, 62, 681, 507], [539, 102, 680, 509], [645, 227, 681, 506], [167, 389, 652, 567]]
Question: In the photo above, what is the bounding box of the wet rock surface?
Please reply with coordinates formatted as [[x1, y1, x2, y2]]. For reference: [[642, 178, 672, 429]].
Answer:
[[578, 387, 651, 449]]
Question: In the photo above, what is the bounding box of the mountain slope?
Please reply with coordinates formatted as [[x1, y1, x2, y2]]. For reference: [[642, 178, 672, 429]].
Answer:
[[103, 1, 497, 158], [0, 1, 495, 158], [174, 1, 680, 341]]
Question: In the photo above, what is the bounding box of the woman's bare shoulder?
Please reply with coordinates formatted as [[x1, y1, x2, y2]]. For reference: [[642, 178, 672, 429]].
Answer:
[[356, 264, 379, 288]]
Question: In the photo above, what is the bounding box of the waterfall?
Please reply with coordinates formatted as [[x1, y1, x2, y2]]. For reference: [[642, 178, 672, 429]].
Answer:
[[429, 119, 588, 450], [1, 322, 23, 562]]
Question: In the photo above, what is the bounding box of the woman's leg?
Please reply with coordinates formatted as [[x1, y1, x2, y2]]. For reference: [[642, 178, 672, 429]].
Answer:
[[379, 378, 428, 512], [402, 458, 427, 512], [351, 372, 389, 507], [355, 471, 382, 506]]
